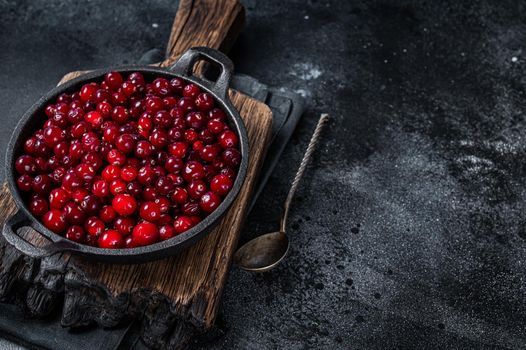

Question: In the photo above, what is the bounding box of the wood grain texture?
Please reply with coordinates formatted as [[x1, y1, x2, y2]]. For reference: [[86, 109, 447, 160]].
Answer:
[[0, 1, 273, 349]]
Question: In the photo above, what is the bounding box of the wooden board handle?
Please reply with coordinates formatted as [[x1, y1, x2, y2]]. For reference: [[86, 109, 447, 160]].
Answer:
[[162, 0, 245, 67]]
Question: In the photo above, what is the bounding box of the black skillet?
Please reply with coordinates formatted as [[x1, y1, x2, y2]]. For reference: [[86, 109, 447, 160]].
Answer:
[[2, 47, 249, 263]]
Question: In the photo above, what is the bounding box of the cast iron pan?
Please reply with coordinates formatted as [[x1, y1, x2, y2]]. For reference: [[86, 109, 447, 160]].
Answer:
[[2, 47, 249, 263]]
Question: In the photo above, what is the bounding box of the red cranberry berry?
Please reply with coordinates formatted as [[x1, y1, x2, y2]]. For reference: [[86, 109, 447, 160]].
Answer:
[[132, 222, 159, 246], [98, 229, 124, 249], [66, 225, 85, 243], [42, 209, 67, 233], [195, 93, 214, 112], [105, 72, 123, 90], [173, 216, 194, 234], [49, 188, 70, 209], [112, 194, 137, 216], [200, 192, 221, 213], [29, 196, 49, 217], [210, 174, 233, 196]]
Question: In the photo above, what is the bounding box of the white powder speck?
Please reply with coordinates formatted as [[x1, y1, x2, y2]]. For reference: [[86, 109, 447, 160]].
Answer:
[[293, 89, 311, 97], [152, 23, 159, 28], [512, 56, 518, 62], [290, 63, 323, 80], [304, 15, 309, 20]]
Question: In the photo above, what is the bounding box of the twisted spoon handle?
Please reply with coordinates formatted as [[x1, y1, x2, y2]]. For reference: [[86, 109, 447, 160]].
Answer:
[[280, 114, 330, 233]]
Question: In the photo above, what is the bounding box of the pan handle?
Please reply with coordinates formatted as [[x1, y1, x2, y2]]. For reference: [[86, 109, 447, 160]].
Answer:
[[2, 210, 80, 258], [169, 47, 234, 100]]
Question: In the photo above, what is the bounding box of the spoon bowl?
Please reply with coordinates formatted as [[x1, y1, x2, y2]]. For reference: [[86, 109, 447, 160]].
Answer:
[[234, 231, 289, 272]]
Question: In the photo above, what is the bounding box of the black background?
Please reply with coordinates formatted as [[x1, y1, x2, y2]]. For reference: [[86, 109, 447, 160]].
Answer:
[[1, 0, 526, 349]]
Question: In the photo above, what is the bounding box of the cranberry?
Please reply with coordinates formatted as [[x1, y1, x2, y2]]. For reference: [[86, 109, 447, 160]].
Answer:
[[200, 144, 221, 162], [32, 175, 53, 195], [154, 110, 172, 128], [173, 216, 194, 234], [42, 209, 67, 233], [158, 225, 175, 240], [114, 216, 135, 236], [71, 121, 90, 138], [171, 187, 188, 204], [115, 134, 136, 154], [218, 130, 239, 149], [97, 102, 112, 118], [103, 122, 119, 142], [92, 180, 109, 197], [121, 81, 136, 96], [80, 83, 98, 102], [163, 96, 177, 109], [98, 229, 124, 248], [184, 129, 198, 143], [81, 194, 102, 216], [105, 72, 123, 90], [120, 165, 138, 182], [17, 175, 33, 191], [222, 148, 241, 167], [43, 126, 66, 148], [102, 165, 121, 181], [210, 174, 233, 196], [168, 142, 188, 158], [112, 106, 130, 124], [183, 83, 200, 98], [63, 202, 86, 225], [66, 225, 85, 243], [188, 180, 207, 199], [170, 77, 185, 94], [135, 140, 154, 159], [15, 155, 37, 175], [137, 165, 156, 185], [112, 91, 127, 105], [200, 192, 221, 213], [75, 163, 96, 183], [112, 194, 137, 216], [85, 111, 103, 127], [207, 119, 225, 134], [142, 187, 159, 201], [71, 188, 89, 203], [126, 181, 143, 197], [49, 188, 70, 209], [99, 205, 117, 223], [182, 201, 200, 216], [183, 161, 205, 182], [155, 176, 174, 196], [178, 97, 195, 112], [155, 197, 171, 213], [124, 236, 137, 248], [164, 156, 183, 173], [148, 129, 167, 149], [209, 108, 226, 121], [139, 201, 161, 222], [29, 196, 49, 217], [186, 111, 205, 129], [67, 107, 85, 124], [132, 222, 159, 246], [195, 93, 214, 112], [110, 179, 127, 195], [145, 96, 164, 113], [153, 78, 171, 96], [85, 216, 105, 237]]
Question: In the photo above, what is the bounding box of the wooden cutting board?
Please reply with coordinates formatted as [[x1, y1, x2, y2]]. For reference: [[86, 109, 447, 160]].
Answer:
[[0, 0, 273, 348]]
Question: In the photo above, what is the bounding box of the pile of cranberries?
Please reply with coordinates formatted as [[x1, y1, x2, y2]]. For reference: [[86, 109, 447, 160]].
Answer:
[[14, 71, 241, 249]]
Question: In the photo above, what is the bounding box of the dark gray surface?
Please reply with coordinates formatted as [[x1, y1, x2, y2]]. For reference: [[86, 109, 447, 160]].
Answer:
[[1, 1, 526, 349]]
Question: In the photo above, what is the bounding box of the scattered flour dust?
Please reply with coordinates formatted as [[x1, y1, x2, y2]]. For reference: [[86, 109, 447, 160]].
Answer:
[[290, 63, 323, 80]]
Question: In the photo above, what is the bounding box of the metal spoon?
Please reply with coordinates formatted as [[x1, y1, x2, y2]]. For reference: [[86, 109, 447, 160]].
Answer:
[[234, 114, 329, 272]]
